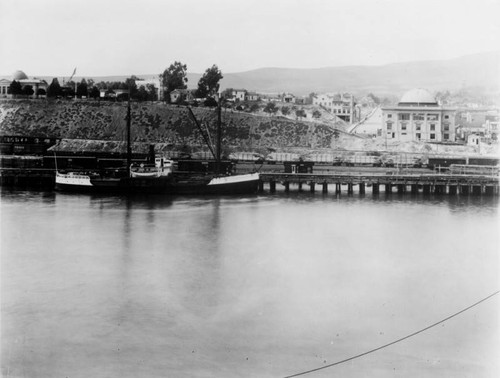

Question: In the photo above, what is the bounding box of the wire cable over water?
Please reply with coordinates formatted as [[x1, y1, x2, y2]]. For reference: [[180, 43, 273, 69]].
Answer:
[[283, 290, 499, 378]]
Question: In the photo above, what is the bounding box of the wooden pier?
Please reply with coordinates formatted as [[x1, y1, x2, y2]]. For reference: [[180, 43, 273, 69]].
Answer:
[[1, 166, 499, 196], [258, 172, 499, 196]]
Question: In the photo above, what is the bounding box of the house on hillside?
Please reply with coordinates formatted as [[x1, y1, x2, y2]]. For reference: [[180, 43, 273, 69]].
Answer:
[[231, 89, 247, 102], [455, 109, 499, 142], [313, 92, 357, 124], [170, 89, 194, 103], [246, 92, 260, 101], [283, 93, 296, 103]]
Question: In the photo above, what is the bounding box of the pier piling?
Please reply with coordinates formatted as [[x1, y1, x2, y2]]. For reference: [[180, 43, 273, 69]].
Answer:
[[254, 172, 498, 197], [359, 183, 365, 195], [347, 183, 353, 195], [269, 181, 276, 193]]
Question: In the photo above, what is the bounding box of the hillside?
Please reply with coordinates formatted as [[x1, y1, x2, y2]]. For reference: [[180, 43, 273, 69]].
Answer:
[[0, 100, 363, 155], [2, 100, 496, 157]]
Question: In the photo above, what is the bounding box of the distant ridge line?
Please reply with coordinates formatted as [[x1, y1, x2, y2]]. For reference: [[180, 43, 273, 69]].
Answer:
[[1, 51, 498, 97]]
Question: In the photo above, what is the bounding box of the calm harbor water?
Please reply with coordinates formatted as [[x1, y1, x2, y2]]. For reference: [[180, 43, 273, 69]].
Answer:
[[1, 189, 499, 378]]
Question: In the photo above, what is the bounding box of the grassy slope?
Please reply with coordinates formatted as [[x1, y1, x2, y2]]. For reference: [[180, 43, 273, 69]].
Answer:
[[0, 100, 360, 154]]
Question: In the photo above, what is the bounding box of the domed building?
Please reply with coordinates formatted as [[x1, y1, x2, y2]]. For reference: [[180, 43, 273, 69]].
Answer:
[[0, 70, 48, 98], [12, 70, 29, 81], [381, 88, 456, 143]]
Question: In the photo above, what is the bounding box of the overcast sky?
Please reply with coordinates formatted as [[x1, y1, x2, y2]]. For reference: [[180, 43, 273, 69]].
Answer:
[[0, 0, 499, 77]]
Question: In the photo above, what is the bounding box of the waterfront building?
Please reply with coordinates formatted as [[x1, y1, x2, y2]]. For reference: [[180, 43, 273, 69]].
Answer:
[[381, 88, 456, 142]]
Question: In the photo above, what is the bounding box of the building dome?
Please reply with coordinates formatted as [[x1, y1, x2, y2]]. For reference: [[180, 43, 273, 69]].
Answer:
[[398, 88, 437, 105], [12, 70, 28, 81]]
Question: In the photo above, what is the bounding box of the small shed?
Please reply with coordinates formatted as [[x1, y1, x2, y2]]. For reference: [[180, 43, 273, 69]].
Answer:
[[283, 160, 314, 174]]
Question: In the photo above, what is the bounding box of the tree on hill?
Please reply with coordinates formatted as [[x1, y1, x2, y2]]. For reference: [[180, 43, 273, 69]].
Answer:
[[204, 97, 218, 107], [295, 109, 306, 120], [22, 85, 34, 96], [136, 85, 149, 101], [8, 80, 23, 97], [76, 78, 88, 98], [146, 84, 158, 101], [125, 76, 140, 99], [161, 61, 188, 103], [47, 78, 62, 98], [89, 86, 100, 99], [196, 64, 223, 99], [221, 88, 233, 99], [312, 110, 322, 119], [264, 102, 278, 114], [367, 93, 380, 105]]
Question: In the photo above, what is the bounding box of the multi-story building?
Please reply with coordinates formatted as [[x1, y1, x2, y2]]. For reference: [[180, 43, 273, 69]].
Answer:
[[382, 88, 456, 142], [312, 92, 356, 123]]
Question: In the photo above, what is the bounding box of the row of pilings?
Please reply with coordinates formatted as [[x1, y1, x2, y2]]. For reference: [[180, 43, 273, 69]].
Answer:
[[258, 173, 499, 196]]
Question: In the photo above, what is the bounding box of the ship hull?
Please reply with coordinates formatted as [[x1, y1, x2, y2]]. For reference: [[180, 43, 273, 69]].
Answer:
[[55, 172, 260, 195]]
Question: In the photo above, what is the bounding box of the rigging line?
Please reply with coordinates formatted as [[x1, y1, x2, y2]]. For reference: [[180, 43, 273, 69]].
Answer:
[[283, 290, 500, 378]]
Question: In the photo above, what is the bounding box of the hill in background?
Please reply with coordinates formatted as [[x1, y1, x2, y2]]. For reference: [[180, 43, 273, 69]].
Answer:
[[217, 51, 500, 97], [3, 51, 498, 98]]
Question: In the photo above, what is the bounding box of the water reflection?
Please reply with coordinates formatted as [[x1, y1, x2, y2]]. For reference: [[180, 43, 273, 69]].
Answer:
[[1, 190, 498, 378]]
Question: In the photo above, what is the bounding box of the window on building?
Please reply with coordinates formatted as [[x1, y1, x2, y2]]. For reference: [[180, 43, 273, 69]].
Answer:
[[386, 122, 393, 130], [444, 124, 449, 131], [427, 114, 439, 121], [413, 113, 425, 121], [430, 133, 435, 139], [398, 113, 410, 121], [387, 114, 392, 119], [444, 115, 449, 120], [430, 124, 435, 131], [415, 123, 421, 131], [443, 133, 449, 140], [401, 123, 407, 131], [416, 133, 421, 140]]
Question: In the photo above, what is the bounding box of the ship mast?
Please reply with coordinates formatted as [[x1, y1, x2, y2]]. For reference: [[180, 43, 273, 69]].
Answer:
[[216, 97, 222, 174], [126, 94, 131, 175]]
